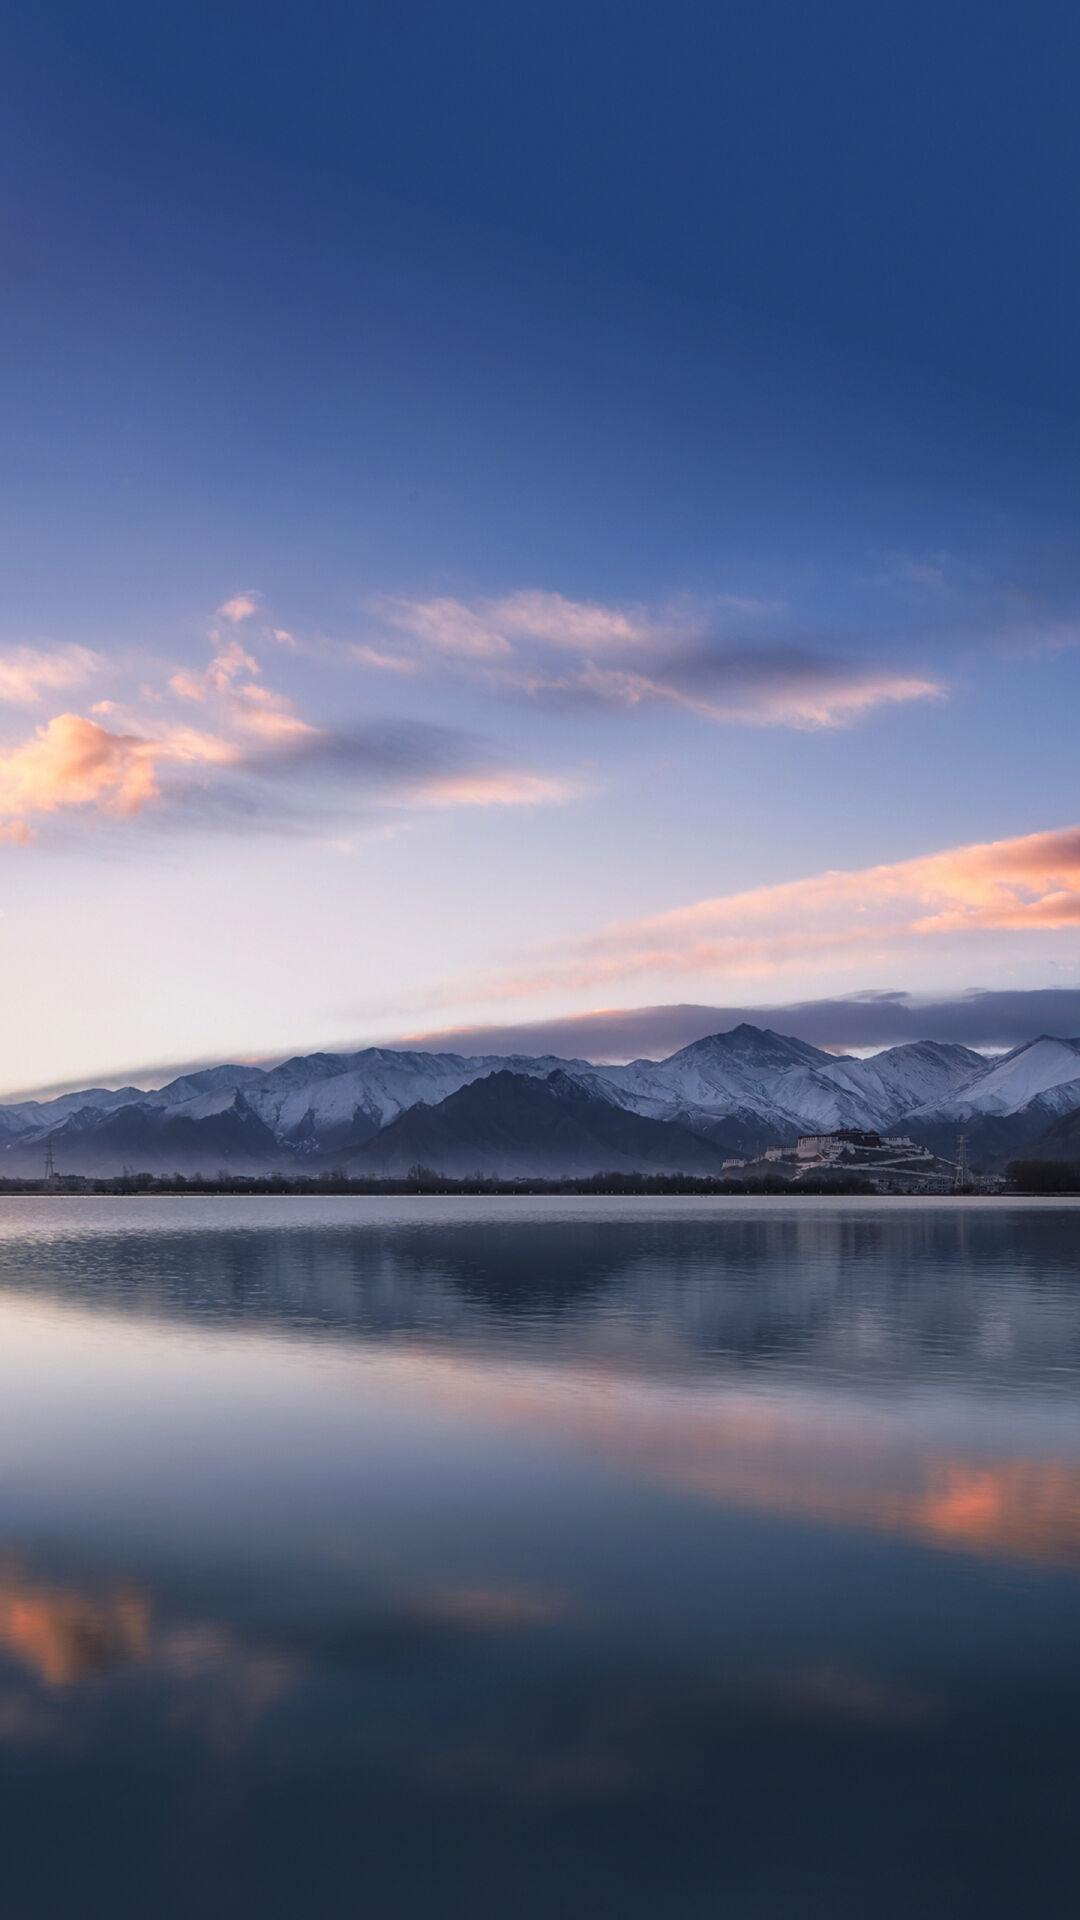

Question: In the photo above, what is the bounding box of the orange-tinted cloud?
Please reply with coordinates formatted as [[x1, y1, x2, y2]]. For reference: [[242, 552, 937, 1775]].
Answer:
[[0, 712, 237, 838], [455, 822, 1080, 1003], [0, 595, 587, 844], [407, 770, 580, 810], [216, 591, 260, 623]]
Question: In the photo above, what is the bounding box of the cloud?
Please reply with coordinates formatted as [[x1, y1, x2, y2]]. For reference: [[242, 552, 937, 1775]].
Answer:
[[561, 647, 939, 727], [396, 987, 1080, 1061], [216, 592, 259, 623], [438, 824, 1080, 1006], [225, 683, 316, 744], [169, 633, 318, 748], [0, 713, 237, 838], [405, 770, 580, 810], [0, 595, 582, 846], [0, 704, 568, 844], [386, 597, 516, 659], [239, 723, 581, 820], [348, 644, 421, 675], [0, 646, 99, 707], [169, 637, 257, 703], [387, 589, 652, 657], [373, 588, 943, 729]]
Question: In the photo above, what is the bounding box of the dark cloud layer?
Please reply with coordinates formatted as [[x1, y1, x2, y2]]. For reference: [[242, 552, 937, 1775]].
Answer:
[[243, 719, 483, 785], [11, 989, 1080, 1104], [127, 719, 528, 839], [398, 990, 1080, 1061]]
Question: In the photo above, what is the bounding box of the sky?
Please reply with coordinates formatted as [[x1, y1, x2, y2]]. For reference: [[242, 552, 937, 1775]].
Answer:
[[1, 0, 1079, 1093]]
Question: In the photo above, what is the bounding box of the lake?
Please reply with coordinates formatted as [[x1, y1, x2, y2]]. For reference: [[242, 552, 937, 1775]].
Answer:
[[0, 1195, 1077, 1918]]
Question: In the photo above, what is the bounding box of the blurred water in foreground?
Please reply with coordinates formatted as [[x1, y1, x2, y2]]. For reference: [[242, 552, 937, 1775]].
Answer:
[[0, 1196, 1077, 1919]]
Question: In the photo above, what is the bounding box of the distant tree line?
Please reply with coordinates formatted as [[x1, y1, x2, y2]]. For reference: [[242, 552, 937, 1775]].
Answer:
[[3, 1159, 1074, 1197], [0, 1167, 928, 1197]]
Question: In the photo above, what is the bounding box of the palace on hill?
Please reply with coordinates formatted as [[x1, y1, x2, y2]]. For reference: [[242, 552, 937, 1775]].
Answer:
[[723, 1128, 1002, 1192]]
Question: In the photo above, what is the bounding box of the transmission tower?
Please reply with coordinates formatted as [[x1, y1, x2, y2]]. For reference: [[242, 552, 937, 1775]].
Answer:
[[953, 1132, 968, 1192], [44, 1137, 55, 1188]]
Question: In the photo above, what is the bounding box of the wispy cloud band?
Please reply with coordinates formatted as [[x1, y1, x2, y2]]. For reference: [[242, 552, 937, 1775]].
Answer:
[[0, 646, 100, 707], [445, 824, 1080, 1005], [364, 588, 943, 729]]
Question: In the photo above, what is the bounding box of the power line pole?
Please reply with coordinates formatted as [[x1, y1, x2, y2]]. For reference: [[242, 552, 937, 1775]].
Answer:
[[953, 1132, 968, 1192]]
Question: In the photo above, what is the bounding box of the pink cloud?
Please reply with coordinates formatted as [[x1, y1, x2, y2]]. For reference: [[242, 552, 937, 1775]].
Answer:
[[480, 589, 650, 651], [167, 671, 207, 703], [372, 588, 944, 729], [673, 667, 943, 728], [0, 646, 100, 707], [216, 592, 260, 624], [0, 592, 588, 843], [349, 644, 421, 675], [450, 824, 1080, 1003], [405, 770, 580, 810], [383, 589, 651, 660], [226, 682, 316, 742], [169, 636, 313, 742], [387, 597, 515, 659], [0, 713, 237, 838]]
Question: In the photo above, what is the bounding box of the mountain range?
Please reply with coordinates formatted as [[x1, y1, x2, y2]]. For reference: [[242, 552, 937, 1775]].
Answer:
[[8, 1023, 1080, 1178]]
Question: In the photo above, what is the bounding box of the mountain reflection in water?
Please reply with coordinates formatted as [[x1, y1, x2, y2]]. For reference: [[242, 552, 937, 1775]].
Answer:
[[0, 1196, 1076, 1919]]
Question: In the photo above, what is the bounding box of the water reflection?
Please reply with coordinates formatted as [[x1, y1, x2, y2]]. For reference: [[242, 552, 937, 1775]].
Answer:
[[0, 1563, 149, 1684], [366, 1345, 1080, 1568], [0, 1198, 1076, 1917], [0, 1198, 1078, 1379]]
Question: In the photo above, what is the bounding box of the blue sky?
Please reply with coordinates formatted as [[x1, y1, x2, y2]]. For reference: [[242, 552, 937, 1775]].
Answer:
[[1, 0, 1078, 1090]]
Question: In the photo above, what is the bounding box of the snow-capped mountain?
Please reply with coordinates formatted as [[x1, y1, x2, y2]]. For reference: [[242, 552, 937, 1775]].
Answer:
[[900, 1035, 1080, 1162], [594, 1027, 986, 1140], [1, 1049, 577, 1151], [1, 1024, 1076, 1175], [239, 1049, 581, 1145], [909, 1036, 1080, 1123]]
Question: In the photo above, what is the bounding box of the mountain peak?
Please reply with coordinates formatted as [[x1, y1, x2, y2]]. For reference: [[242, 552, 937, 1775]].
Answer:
[[663, 1023, 831, 1070]]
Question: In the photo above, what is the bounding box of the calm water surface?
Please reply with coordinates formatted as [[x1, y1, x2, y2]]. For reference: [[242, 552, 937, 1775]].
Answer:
[[0, 1196, 1077, 1918]]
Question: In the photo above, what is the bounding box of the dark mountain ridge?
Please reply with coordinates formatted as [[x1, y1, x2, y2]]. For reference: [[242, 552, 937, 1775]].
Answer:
[[351, 1071, 729, 1178]]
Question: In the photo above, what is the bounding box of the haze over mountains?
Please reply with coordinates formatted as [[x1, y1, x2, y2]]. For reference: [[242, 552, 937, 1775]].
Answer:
[[7, 1025, 1080, 1178]]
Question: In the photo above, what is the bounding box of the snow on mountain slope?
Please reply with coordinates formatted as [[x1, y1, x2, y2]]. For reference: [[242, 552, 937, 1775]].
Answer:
[[597, 1026, 846, 1127], [3, 1084, 164, 1134], [591, 1027, 980, 1136], [241, 1049, 584, 1145], [911, 1037, 1080, 1120], [827, 1042, 986, 1122], [2, 1049, 579, 1149]]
